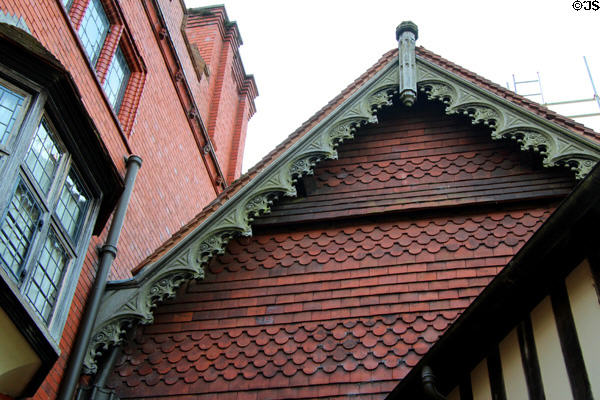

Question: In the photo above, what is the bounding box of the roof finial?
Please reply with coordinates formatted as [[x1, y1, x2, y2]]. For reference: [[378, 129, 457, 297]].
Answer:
[[396, 21, 418, 41], [396, 21, 418, 107]]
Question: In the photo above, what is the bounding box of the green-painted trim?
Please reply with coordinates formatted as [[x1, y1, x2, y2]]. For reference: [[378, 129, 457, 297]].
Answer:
[[83, 57, 400, 373], [84, 54, 600, 373], [416, 58, 600, 179]]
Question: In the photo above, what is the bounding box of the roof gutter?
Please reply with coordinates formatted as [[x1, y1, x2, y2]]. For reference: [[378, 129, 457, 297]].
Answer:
[[57, 154, 142, 400]]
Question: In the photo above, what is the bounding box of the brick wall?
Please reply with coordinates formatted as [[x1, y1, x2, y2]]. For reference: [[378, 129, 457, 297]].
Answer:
[[185, 6, 257, 183], [0, 0, 255, 398]]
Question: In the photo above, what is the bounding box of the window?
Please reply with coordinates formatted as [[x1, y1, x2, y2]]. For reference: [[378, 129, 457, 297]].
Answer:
[[65, 0, 146, 134], [0, 78, 97, 334], [77, 0, 109, 65], [0, 180, 41, 278], [0, 81, 27, 148], [0, 23, 124, 396], [103, 46, 130, 112]]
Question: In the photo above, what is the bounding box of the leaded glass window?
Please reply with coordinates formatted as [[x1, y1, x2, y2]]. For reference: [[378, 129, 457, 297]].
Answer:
[[24, 118, 64, 194], [78, 0, 110, 65], [0, 106, 96, 330], [25, 230, 69, 322], [55, 170, 89, 240], [0, 180, 41, 278], [0, 65, 102, 344], [103, 47, 130, 112], [0, 82, 25, 145]]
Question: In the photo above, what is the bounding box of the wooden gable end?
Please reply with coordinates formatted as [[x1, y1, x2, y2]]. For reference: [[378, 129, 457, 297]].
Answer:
[[257, 99, 574, 226], [86, 47, 600, 377], [107, 96, 575, 399]]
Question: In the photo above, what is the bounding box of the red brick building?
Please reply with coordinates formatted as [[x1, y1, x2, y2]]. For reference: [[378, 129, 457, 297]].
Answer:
[[98, 24, 600, 400], [0, 1, 256, 398], [2, 4, 600, 400]]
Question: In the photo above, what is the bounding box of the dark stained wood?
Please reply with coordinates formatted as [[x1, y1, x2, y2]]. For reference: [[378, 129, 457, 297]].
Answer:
[[459, 374, 474, 400], [487, 346, 507, 400], [517, 317, 546, 400], [550, 282, 593, 400]]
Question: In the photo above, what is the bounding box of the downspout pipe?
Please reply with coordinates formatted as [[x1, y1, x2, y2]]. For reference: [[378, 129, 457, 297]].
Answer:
[[58, 154, 142, 400], [93, 345, 121, 390], [422, 366, 447, 400], [83, 345, 121, 400]]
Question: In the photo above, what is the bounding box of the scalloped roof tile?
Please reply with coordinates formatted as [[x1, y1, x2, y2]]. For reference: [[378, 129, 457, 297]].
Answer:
[[104, 34, 600, 400], [131, 46, 599, 274], [110, 203, 558, 398]]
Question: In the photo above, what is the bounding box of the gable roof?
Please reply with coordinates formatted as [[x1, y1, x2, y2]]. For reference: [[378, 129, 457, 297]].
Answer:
[[137, 46, 600, 272], [85, 39, 600, 373], [108, 98, 572, 397]]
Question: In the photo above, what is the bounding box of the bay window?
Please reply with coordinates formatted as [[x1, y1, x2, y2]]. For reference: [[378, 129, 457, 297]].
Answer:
[[0, 78, 97, 337], [0, 21, 123, 397]]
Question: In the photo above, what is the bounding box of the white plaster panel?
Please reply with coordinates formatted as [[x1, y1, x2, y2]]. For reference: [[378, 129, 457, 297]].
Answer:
[[499, 328, 528, 400], [531, 296, 572, 400], [565, 258, 600, 399]]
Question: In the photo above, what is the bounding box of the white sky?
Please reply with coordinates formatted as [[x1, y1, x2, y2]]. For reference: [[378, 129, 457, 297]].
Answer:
[[185, 0, 600, 172]]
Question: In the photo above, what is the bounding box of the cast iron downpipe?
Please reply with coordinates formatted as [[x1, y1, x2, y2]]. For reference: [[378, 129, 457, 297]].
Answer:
[[58, 154, 142, 400], [83, 345, 121, 399], [422, 366, 447, 400]]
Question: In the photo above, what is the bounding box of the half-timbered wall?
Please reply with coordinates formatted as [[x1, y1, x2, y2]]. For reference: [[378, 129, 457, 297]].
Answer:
[[447, 259, 600, 400]]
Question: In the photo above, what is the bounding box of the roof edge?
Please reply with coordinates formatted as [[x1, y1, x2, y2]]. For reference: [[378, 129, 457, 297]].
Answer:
[[416, 56, 600, 179], [85, 45, 600, 374], [82, 54, 402, 373]]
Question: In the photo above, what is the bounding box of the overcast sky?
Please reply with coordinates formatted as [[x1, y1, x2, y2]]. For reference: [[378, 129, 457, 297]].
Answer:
[[185, 0, 600, 171]]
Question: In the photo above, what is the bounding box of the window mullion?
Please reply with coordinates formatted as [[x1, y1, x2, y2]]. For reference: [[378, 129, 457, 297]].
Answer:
[[47, 145, 77, 252], [19, 199, 53, 290], [0, 179, 43, 281], [50, 150, 73, 208]]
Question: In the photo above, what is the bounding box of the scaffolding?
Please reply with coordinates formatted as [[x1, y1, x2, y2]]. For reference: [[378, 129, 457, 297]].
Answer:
[[511, 57, 600, 120], [512, 71, 545, 104]]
